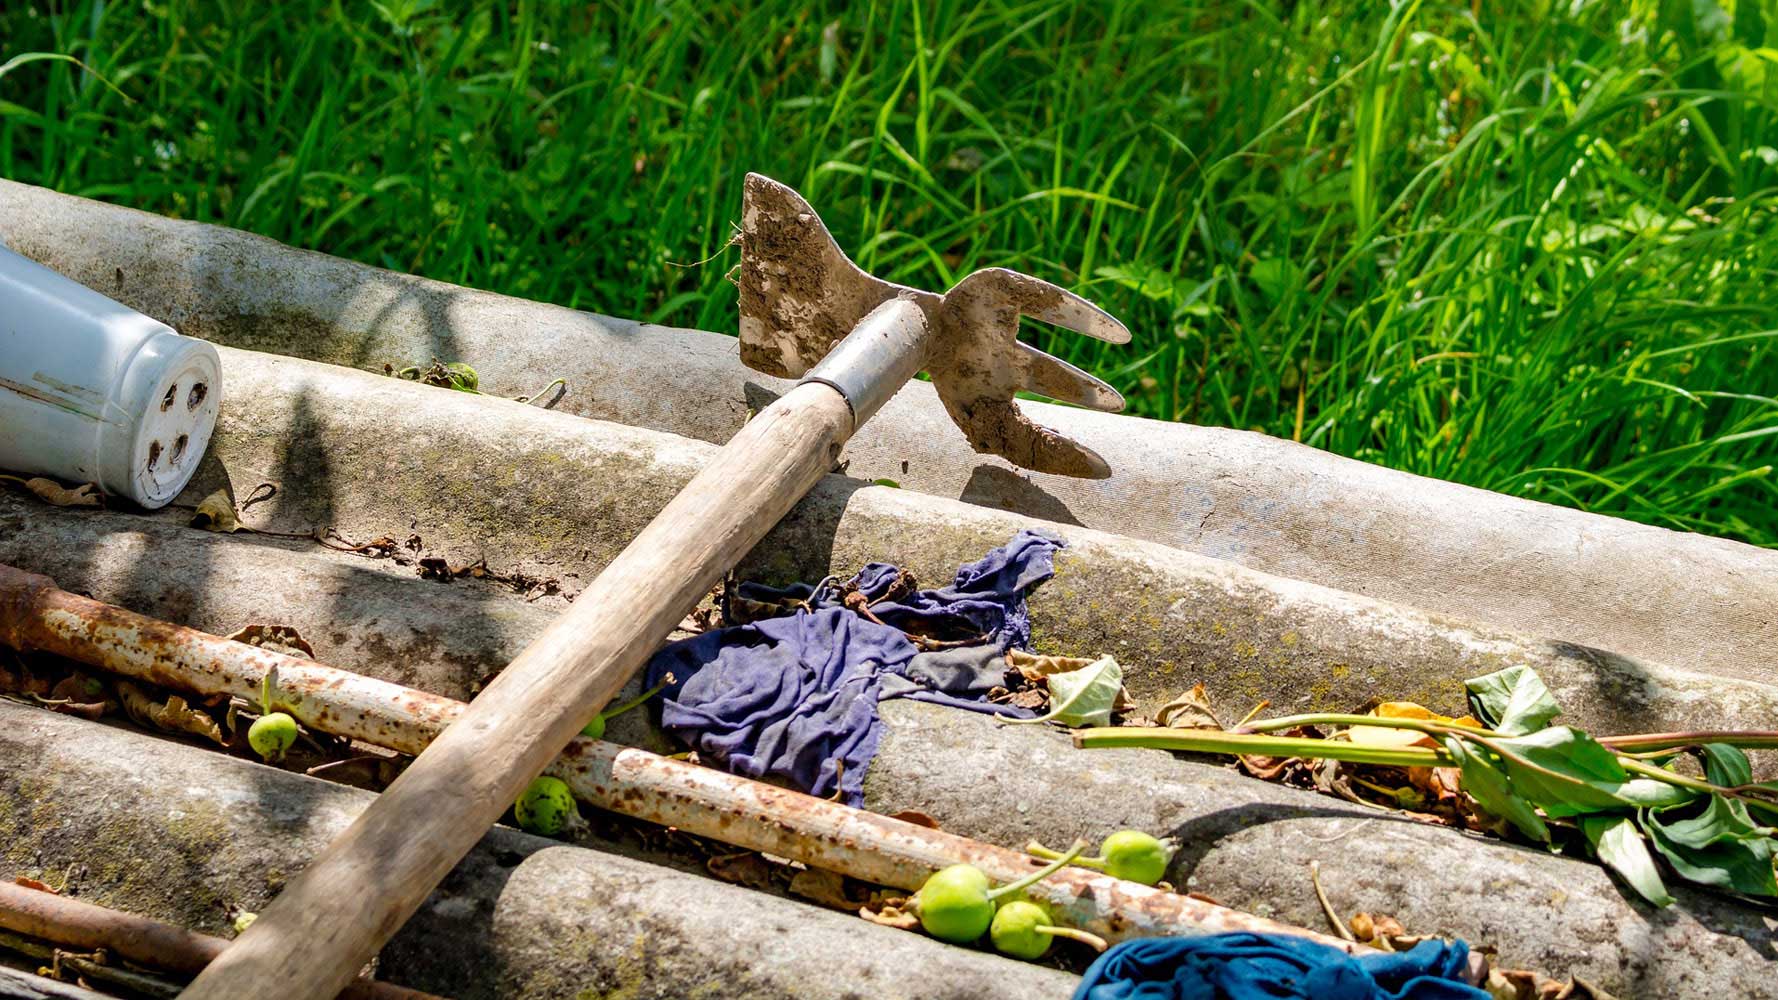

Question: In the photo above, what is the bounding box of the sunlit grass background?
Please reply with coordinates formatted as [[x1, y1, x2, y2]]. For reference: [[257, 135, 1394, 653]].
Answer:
[[3, 0, 1775, 544]]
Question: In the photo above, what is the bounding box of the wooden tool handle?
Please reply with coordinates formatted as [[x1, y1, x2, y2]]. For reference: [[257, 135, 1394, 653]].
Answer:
[[181, 380, 855, 1000]]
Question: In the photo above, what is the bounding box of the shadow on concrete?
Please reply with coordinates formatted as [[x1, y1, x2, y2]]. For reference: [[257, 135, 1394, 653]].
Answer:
[[961, 463, 1083, 526]]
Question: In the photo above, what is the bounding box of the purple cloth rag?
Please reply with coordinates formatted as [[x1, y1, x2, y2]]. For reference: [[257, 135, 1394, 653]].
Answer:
[[645, 530, 1064, 805]]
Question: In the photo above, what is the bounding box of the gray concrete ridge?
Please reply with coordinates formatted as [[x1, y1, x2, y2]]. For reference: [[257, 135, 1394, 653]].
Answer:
[[0, 704, 1076, 1000], [3, 178, 1774, 685], [47, 344, 1778, 746]]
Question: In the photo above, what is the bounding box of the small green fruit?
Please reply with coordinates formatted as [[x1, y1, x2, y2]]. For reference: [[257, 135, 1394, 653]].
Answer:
[[581, 714, 606, 740], [247, 712, 298, 762], [515, 776, 579, 837], [915, 864, 995, 943], [444, 361, 479, 392], [990, 899, 1055, 959], [1099, 830, 1172, 885]]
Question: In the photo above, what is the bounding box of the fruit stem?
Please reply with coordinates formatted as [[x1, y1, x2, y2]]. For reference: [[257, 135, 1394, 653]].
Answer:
[[1072, 728, 1449, 768], [1236, 713, 1499, 739], [1598, 730, 1778, 752], [259, 665, 278, 717], [515, 376, 567, 406], [600, 673, 676, 723], [987, 840, 1087, 902], [1024, 840, 1106, 869], [1038, 925, 1109, 951]]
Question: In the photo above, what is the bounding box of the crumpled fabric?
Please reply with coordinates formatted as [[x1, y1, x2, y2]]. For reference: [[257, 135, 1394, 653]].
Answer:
[[645, 530, 1064, 805], [1072, 934, 1489, 1000]]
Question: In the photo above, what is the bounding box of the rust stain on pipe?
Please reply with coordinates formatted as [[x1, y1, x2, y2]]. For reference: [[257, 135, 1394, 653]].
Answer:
[[0, 562, 1365, 954]]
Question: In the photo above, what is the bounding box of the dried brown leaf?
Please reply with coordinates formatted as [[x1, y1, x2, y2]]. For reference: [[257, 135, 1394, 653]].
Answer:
[[858, 893, 920, 930], [1156, 683, 1225, 731], [226, 624, 315, 660], [14, 665, 53, 698], [417, 556, 454, 581], [888, 809, 942, 830], [1006, 649, 1096, 682], [36, 676, 112, 720], [1349, 912, 1407, 944], [1238, 756, 1294, 781], [0, 476, 102, 508], [45, 699, 109, 720], [116, 681, 227, 745], [706, 852, 778, 890], [1407, 765, 1464, 805], [14, 877, 56, 894], [788, 867, 856, 910], [1484, 968, 1614, 1000], [190, 490, 242, 532]]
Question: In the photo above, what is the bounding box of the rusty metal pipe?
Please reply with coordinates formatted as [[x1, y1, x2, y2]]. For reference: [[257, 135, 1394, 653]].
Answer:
[[0, 881, 438, 1000], [0, 562, 1362, 952]]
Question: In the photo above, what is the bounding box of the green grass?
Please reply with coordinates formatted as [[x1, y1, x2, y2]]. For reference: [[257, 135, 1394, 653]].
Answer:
[[4, 0, 1777, 544]]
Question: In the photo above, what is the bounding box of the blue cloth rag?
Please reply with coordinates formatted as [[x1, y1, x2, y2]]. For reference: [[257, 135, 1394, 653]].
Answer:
[[645, 530, 1064, 805], [1073, 934, 1489, 1000]]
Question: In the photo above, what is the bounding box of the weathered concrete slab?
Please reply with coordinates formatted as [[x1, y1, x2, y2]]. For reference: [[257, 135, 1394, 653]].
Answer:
[[4, 178, 1774, 683], [0, 703, 1077, 1000], [3, 521, 1773, 996], [18, 345, 1767, 746]]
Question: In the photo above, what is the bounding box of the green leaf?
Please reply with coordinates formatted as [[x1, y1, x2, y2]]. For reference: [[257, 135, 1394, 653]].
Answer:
[[1463, 665, 1560, 736], [1491, 727, 1694, 814], [1249, 258, 1303, 305], [1583, 815, 1675, 907], [1008, 655, 1123, 728], [1700, 743, 1753, 787], [1643, 797, 1778, 897], [1445, 737, 1548, 843]]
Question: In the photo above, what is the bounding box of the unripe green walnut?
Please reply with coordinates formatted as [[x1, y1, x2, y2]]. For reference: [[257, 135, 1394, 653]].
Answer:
[[990, 900, 1055, 959], [1099, 830, 1172, 885], [515, 776, 579, 837], [580, 714, 605, 740], [1027, 830, 1174, 886], [915, 864, 995, 942], [247, 712, 298, 762], [914, 841, 1087, 945]]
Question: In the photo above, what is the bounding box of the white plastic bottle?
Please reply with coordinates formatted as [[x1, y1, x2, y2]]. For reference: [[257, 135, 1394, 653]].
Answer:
[[0, 238, 220, 509]]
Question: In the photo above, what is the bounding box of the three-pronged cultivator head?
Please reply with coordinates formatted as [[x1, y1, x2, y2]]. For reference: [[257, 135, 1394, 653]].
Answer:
[[737, 173, 1130, 479]]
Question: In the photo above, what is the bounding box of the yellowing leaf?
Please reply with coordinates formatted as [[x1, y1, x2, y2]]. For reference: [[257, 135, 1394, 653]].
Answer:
[[1155, 683, 1225, 731], [0, 475, 102, 507], [191, 489, 243, 532], [1347, 701, 1481, 749]]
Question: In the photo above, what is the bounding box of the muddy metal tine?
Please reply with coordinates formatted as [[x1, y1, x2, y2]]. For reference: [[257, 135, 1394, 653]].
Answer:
[[968, 267, 1131, 345], [1014, 341, 1126, 411]]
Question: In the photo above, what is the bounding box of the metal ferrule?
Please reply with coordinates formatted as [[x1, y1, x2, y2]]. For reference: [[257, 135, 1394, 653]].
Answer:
[[799, 297, 929, 427]]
